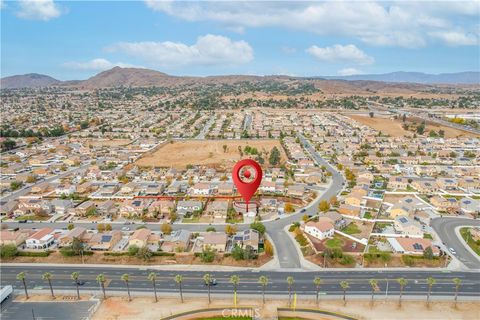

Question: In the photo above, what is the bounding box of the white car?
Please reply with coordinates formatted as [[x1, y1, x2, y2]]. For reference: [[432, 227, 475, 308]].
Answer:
[[449, 247, 456, 255], [121, 227, 130, 231]]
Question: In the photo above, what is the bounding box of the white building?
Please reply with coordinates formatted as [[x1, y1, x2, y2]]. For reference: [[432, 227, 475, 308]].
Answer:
[[26, 228, 55, 249], [304, 221, 334, 240]]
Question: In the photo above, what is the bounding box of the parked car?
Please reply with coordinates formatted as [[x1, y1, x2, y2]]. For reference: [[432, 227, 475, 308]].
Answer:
[[449, 248, 456, 255]]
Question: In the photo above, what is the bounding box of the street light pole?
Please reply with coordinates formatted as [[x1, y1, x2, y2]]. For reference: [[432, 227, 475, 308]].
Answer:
[[385, 279, 389, 301]]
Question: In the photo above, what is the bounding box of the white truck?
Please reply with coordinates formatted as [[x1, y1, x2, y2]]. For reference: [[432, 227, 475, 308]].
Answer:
[[0, 285, 13, 303]]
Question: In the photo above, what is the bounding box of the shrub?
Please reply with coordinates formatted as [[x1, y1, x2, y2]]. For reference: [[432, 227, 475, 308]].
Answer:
[[402, 255, 415, 266], [18, 251, 51, 257], [295, 234, 309, 247], [264, 239, 274, 256], [0, 244, 18, 258], [340, 254, 355, 265], [128, 245, 139, 256], [250, 221, 266, 235], [200, 247, 215, 263], [151, 251, 175, 257]]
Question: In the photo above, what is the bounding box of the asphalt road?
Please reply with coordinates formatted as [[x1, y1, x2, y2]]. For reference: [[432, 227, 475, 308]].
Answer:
[[431, 217, 480, 269], [0, 296, 97, 320], [1, 265, 479, 299]]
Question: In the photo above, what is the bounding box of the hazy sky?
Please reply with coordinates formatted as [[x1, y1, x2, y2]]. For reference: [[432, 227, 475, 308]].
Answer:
[[1, 0, 479, 80]]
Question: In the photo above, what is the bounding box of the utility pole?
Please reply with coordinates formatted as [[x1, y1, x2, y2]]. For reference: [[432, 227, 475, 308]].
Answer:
[[385, 279, 389, 301]]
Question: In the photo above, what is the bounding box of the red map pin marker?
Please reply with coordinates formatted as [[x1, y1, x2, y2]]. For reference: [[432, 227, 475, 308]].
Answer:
[[232, 159, 262, 212]]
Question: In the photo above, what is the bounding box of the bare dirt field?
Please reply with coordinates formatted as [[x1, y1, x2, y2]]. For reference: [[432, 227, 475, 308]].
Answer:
[[91, 296, 479, 320], [348, 115, 478, 138], [135, 139, 286, 169]]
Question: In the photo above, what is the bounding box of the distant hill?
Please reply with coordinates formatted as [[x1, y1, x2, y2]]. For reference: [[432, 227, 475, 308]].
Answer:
[[319, 71, 480, 84], [1, 68, 478, 92], [0, 73, 60, 89]]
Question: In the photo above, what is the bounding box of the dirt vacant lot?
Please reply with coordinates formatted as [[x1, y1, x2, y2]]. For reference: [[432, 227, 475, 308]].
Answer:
[[348, 115, 477, 138], [84, 139, 131, 147], [135, 139, 286, 169], [91, 296, 479, 320]]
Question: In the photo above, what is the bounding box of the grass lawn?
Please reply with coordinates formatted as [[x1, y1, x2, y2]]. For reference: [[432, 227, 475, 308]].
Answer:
[[182, 217, 200, 223], [460, 227, 480, 256], [15, 214, 49, 221], [325, 237, 344, 249], [341, 222, 361, 235]]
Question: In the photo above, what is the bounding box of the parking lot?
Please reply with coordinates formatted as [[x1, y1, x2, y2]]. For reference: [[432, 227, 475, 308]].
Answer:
[[1, 296, 98, 320]]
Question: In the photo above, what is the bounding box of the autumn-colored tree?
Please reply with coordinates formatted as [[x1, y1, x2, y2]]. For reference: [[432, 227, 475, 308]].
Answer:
[[264, 240, 274, 256], [329, 196, 338, 206], [284, 202, 295, 213], [225, 224, 238, 236], [161, 223, 172, 235], [318, 200, 330, 212]]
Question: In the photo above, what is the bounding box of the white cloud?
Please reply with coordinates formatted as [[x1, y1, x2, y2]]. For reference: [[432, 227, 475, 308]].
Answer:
[[16, 0, 61, 21], [106, 34, 254, 67], [144, 1, 480, 48], [429, 31, 478, 46], [337, 68, 363, 76], [63, 58, 143, 71], [307, 44, 374, 65]]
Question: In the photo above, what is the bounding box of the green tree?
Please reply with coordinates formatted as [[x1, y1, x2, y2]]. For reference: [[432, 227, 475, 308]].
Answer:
[[269, 146, 281, 165], [67, 223, 75, 230], [230, 275, 240, 304], [452, 278, 461, 305], [287, 276, 294, 307], [16, 272, 28, 299], [136, 246, 152, 261], [174, 274, 184, 303], [369, 279, 378, 302], [42, 272, 55, 299], [313, 277, 322, 305], [423, 246, 434, 260], [71, 272, 80, 300], [340, 281, 350, 305], [148, 272, 158, 302], [397, 278, 408, 305], [96, 274, 107, 299], [121, 273, 131, 301], [258, 276, 269, 304], [250, 221, 266, 235], [426, 277, 436, 305], [203, 274, 213, 304], [128, 245, 139, 256]]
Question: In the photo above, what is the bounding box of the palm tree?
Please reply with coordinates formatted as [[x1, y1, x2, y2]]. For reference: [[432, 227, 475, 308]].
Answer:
[[426, 277, 436, 305], [148, 272, 158, 302], [121, 273, 131, 301], [16, 272, 28, 299], [258, 276, 269, 304], [397, 278, 408, 306], [286, 276, 294, 307], [313, 277, 322, 305], [71, 272, 80, 300], [452, 278, 461, 305], [96, 274, 107, 299], [203, 274, 212, 304], [230, 275, 240, 305], [174, 274, 184, 303], [340, 281, 349, 305], [42, 272, 54, 299], [369, 279, 378, 302]]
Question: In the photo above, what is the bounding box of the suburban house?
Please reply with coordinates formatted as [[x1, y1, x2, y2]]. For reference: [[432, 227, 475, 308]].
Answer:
[[128, 228, 152, 248], [389, 196, 428, 217], [205, 200, 229, 222], [304, 221, 335, 240], [191, 183, 212, 195], [317, 211, 348, 229], [393, 216, 423, 237], [217, 183, 234, 195], [0, 229, 30, 246], [387, 176, 409, 190], [232, 229, 260, 252], [54, 184, 76, 196], [177, 200, 203, 215], [387, 237, 439, 256], [161, 230, 192, 252], [51, 199, 75, 215], [203, 232, 228, 252], [75, 200, 96, 216], [25, 228, 55, 249], [58, 227, 87, 247], [88, 231, 122, 251], [460, 198, 480, 214], [338, 204, 361, 216]]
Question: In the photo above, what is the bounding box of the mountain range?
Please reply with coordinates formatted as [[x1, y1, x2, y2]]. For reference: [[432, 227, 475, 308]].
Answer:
[[1, 67, 478, 89]]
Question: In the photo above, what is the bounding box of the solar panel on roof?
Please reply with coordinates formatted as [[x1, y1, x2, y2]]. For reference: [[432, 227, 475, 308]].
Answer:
[[399, 217, 408, 223], [412, 243, 423, 250], [101, 235, 112, 242]]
